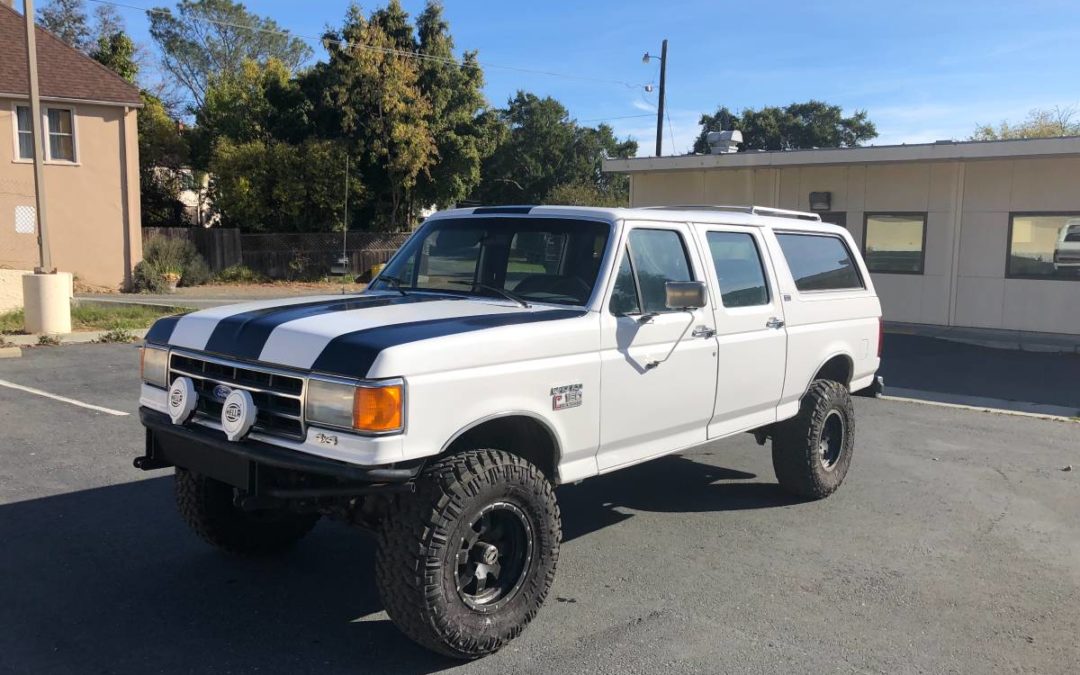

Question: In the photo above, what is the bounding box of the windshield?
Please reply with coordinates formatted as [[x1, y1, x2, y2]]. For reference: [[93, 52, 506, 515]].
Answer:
[[372, 217, 611, 306]]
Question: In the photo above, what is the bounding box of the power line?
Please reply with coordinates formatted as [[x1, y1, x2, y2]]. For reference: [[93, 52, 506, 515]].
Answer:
[[87, 0, 647, 90]]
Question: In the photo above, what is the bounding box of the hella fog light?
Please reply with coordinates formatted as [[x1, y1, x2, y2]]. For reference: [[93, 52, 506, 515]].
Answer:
[[141, 345, 169, 388], [306, 378, 405, 434]]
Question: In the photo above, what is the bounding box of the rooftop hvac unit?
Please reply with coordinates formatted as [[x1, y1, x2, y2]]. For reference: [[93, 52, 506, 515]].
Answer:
[[706, 130, 743, 154]]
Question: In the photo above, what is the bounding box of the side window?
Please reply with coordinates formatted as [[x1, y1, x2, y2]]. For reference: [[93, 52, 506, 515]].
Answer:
[[627, 229, 693, 313], [609, 248, 641, 315], [776, 233, 864, 292], [706, 232, 769, 307]]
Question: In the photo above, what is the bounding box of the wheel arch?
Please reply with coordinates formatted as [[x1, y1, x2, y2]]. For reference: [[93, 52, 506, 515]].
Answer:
[[808, 352, 855, 390], [439, 411, 563, 483]]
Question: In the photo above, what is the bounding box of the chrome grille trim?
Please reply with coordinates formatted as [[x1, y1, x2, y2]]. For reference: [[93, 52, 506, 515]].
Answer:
[[168, 349, 308, 440]]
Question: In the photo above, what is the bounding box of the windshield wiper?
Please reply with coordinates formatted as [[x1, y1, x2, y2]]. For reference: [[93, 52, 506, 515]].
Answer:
[[449, 281, 530, 308], [376, 274, 408, 296]]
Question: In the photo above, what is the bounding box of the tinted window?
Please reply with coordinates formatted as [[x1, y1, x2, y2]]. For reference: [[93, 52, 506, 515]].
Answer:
[[864, 214, 926, 273], [776, 233, 863, 291], [1007, 214, 1080, 280], [628, 229, 694, 313], [609, 249, 641, 315], [706, 232, 769, 307]]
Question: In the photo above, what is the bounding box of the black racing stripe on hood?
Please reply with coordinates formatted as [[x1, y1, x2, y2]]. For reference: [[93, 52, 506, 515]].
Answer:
[[144, 315, 182, 345], [202, 294, 444, 361], [310, 309, 587, 379]]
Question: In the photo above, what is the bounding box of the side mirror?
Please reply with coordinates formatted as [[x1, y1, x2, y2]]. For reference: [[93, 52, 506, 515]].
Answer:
[[665, 281, 707, 310]]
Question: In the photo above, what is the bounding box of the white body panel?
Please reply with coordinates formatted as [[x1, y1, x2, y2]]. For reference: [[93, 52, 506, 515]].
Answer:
[[141, 205, 882, 485]]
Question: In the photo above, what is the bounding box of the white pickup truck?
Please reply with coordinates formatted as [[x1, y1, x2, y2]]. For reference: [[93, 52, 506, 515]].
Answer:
[[137, 205, 883, 658]]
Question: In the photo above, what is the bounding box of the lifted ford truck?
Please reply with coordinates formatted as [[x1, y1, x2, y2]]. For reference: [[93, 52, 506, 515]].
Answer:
[[137, 205, 883, 658]]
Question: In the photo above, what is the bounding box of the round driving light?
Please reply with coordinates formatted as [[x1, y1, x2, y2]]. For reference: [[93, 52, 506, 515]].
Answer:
[[221, 389, 257, 442], [168, 376, 198, 425]]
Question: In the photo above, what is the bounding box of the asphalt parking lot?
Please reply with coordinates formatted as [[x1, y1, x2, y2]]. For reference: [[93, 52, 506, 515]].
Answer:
[[1, 344, 1078, 674]]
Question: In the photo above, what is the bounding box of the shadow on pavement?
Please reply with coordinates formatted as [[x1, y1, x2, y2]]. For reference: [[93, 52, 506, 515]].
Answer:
[[880, 334, 1080, 412], [0, 454, 799, 673]]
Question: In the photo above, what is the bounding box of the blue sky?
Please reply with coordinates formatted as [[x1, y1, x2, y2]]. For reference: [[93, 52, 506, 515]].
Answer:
[[108, 0, 1080, 156]]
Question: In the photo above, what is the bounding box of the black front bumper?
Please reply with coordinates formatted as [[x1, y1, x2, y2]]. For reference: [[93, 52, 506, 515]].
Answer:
[[138, 408, 418, 497]]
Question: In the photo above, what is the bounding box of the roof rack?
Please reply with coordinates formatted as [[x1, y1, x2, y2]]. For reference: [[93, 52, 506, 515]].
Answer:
[[636, 205, 821, 222]]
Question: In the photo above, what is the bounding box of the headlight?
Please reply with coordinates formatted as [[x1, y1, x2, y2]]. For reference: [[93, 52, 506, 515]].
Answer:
[[140, 345, 169, 387], [306, 378, 404, 434]]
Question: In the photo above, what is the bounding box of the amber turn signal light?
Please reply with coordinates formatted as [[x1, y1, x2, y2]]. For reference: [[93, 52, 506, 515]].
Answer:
[[352, 384, 403, 433]]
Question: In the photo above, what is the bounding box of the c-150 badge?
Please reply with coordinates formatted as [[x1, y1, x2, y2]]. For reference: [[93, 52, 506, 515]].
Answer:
[[550, 383, 582, 411]]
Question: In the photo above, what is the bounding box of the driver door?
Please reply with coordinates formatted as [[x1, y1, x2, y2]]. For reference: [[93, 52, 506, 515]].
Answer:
[[597, 224, 718, 471]]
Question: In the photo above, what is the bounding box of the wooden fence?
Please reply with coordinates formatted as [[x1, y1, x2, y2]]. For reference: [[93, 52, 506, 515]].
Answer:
[[143, 228, 411, 280]]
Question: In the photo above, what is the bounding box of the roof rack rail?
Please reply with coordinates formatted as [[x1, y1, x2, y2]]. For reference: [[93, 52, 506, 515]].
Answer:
[[636, 204, 821, 221]]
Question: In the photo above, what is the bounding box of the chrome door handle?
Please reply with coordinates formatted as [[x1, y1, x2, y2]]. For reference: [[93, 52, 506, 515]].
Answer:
[[692, 325, 717, 339], [766, 317, 785, 329]]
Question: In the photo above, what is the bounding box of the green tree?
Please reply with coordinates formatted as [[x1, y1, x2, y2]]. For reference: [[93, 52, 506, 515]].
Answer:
[[37, 0, 92, 52], [971, 106, 1080, 141], [318, 3, 436, 230], [138, 92, 189, 226], [189, 58, 311, 168], [92, 31, 138, 83], [411, 1, 492, 212], [475, 92, 637, 205], [209, 138, 359, 233], [694, 101, 877, 152], [147, 0, 312, 108]]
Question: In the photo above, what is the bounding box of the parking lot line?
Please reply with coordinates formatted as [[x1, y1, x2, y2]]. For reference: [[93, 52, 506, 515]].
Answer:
[[0, 378, 129, 417]]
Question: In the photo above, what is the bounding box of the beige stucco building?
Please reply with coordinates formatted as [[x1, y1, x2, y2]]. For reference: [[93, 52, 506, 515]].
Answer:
[[603, 137, 1080, 337], [0, 2, 142, 296]]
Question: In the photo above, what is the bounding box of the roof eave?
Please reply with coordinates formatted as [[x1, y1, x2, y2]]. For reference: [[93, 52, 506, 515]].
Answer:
[[603, 136, 1080, 173]]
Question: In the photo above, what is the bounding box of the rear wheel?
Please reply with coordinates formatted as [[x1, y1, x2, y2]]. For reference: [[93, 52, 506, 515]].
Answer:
[[174, 468, 319, 555], [375, 449, 560, 659], [771, 379, 855, 499]]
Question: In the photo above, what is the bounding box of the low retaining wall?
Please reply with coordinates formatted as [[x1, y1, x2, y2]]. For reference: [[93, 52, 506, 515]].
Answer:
[[0, 268, 73, 313]]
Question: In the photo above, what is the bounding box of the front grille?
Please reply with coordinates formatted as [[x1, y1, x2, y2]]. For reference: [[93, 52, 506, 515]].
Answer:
[[169, 351, 306, 440]]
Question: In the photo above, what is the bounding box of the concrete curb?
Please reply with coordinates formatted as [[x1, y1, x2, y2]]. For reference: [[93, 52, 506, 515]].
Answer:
[[0, 346, 21, 359], [4, 328, 149, 347]]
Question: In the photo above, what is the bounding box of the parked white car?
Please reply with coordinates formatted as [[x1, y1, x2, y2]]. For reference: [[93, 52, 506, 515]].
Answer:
[[137, 205, 883, 658], [1053, 218, 1080, 270]]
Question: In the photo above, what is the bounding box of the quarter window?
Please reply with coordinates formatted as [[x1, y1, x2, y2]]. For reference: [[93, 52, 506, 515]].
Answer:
[[47, 108, 75, 162], [15, 105, 33, 159], [776, 233, 864, 292], [1007, 213, 1080, 280], [863, 213, 926, 274], [706, 232, 769, 307]]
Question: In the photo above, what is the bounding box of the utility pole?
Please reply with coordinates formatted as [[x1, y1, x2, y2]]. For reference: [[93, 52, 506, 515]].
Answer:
[[643, 39, 668, 157], [21, 0, 70, 335], [24, 0, 50, 272], [655, 39, 668, 157]]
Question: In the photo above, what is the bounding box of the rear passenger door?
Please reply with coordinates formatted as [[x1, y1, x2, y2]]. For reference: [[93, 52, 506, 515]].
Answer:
[[696, 225, 788, 438]]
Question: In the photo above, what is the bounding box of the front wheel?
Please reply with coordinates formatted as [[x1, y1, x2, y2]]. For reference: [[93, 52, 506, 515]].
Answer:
[[375, 449, 561, 659], [771, 379, 855, 499]]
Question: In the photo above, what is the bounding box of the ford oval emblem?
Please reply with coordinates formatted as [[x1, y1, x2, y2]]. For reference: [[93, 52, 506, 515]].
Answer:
[[213, 384, 233, 401]]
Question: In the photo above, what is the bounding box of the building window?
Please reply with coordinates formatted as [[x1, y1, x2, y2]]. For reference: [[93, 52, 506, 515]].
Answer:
[[863, 213, 926, 274], [776, 233, 864, 292], [46, 108, 76, 162], [15, 105, 33, 159], [1008, 213, 1080, 281]]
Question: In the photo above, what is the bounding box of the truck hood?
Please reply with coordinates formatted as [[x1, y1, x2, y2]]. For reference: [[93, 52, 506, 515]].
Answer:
[[145, 292, 586, 379]]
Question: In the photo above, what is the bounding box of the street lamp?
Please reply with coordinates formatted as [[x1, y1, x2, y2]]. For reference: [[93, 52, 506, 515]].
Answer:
[[642, 39, 668, 157]]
